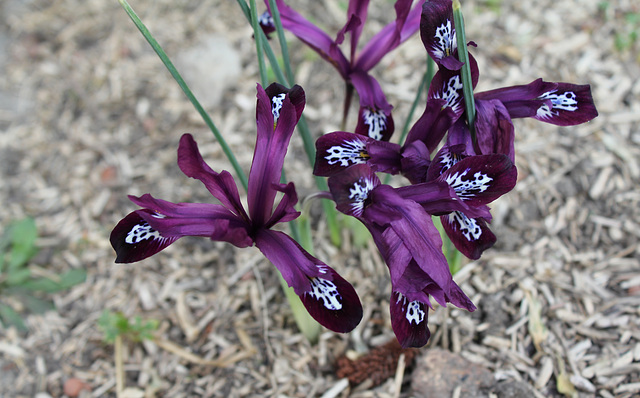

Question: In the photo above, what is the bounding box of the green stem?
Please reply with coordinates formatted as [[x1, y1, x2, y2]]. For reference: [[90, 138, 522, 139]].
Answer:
[[267, 0, 295, 85], [118, 0, 248, 191], [249, 0, 269, 87], [452, 0, 477, 145]]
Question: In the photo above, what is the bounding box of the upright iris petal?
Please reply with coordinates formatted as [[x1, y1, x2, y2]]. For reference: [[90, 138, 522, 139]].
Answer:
[[110, 84, 362, 334]]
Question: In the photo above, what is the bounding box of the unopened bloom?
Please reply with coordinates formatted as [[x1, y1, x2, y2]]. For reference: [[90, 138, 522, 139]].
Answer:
[[110, 84, 362, 333]]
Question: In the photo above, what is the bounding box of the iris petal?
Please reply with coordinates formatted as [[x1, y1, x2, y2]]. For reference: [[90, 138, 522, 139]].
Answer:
[[255, 230, 363, 333]]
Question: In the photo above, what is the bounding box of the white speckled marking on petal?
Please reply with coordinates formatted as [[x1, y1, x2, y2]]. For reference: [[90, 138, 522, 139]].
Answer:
[[445, 168, 493, 200], [348, 177, 375, 217], [125, 221, 162, 244], [536, 90, 578, 120], [449, 211, 482, 241], [432, 20, 456, 60], [325, 139, 368, 167], [362, 109, 388, 140], [307, 277, 342, 310], [396, 293, 425, 325], [434, 75, 463, 113], [271, 93, 287, 124]]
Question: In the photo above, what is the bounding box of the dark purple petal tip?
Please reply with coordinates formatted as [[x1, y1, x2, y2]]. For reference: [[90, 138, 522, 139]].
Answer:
[[110, 210, 178, 263], [390, 291, 431, 348], [301, 267, 363, 333]]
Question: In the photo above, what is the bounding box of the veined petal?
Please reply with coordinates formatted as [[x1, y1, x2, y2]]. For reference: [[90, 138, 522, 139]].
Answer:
[[129, 194, 253, 247], [314, 132, 371, 176], [390, 291, 430, 348], [441, 211, 496, 260], [420, 0, 462, 70], [532, 83, 598, 126], [177, 134, 248, 220], [355, 0, 421, 72], [248, 84, 302, 226], [269, 0, 350, 77], [255, 229, 362, 333], [110, 210, 179, 263], [327, 164, 380, 218]]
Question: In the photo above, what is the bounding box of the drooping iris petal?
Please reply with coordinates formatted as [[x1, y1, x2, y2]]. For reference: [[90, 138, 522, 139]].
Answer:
[[178, 134, 248, 220], [265, 83, 306, 122], [441, 210, 496, 260], [432, 150, 517, 207], [420, 0, 462, 70], [110, 209, 179, 263], [390, 291, 430, 348], [475, 78, 557, 118], [254, 229, 363, 333], [248, 84, 302, 226]]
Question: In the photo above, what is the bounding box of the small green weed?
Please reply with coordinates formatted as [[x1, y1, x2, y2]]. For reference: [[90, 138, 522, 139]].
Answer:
[[98, 310, 159, 343], [0, 217, 86, 332]]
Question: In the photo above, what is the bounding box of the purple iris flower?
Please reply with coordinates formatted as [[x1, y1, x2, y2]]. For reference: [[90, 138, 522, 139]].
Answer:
[[110, 83, 362, 334], [266, 0, 425, 141], [327, 164, 476, 347], [421, 0, 598, 157]]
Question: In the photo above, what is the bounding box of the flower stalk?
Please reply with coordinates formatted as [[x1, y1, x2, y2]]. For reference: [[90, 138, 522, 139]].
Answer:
[[452, 0, 477, 144], [118, 0, 248, 191]]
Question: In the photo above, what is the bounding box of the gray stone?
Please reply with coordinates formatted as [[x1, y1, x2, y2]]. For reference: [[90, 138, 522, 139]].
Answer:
[[174, 34, 241, 110], [410, 349, 494, 398]]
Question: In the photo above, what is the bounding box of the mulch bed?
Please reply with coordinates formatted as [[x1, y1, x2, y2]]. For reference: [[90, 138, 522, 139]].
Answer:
[[1, 0, 639, 397]]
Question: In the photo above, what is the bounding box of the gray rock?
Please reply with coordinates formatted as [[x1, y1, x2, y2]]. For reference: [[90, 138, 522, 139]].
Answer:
[[174, 34, 241, 110], [410, 349, 494, 398]]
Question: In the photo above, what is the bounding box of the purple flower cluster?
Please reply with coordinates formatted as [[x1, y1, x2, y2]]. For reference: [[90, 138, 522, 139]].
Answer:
[[110, 0, 597, 348]]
